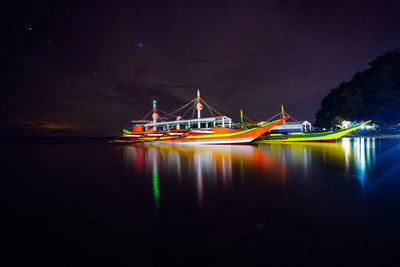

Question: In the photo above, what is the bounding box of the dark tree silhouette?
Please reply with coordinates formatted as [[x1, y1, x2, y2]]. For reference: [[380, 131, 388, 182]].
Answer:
[[315, 49, 400, 128]]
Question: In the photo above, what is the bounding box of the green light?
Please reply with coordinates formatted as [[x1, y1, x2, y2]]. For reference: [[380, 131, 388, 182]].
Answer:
[[152, 165, 160, 213], [152, 100, 157, 103]]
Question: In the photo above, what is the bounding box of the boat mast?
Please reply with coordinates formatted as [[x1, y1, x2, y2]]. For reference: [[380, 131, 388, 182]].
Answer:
[[196, 89, 202, 128], [240, 109, 244, 128], [152, 100, 159, 130]]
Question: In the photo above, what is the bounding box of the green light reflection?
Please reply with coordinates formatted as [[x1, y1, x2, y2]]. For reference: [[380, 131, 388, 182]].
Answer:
[[152, 165, 160, 213]]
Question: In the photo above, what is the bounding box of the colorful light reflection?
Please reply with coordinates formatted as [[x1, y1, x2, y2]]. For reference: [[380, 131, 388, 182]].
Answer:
[[123, 139, 379, 207]]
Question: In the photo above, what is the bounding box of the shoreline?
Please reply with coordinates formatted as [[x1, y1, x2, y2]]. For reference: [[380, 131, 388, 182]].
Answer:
[[344, 134, 400, 139]]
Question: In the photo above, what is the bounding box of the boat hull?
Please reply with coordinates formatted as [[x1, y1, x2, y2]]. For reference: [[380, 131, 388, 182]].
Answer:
[[141, 137, 254, 145], [253, 120, 371, 143]]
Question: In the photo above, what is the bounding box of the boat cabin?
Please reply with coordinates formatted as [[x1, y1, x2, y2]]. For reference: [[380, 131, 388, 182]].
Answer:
[[269, 121, 312, 133]]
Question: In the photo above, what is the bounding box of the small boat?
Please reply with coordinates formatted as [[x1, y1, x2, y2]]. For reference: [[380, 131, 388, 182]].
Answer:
[[121, 90, 289, 145], [253, 120, 371, 143]]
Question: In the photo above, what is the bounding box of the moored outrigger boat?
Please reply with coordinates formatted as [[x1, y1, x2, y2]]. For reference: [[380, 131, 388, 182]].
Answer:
[[253, 120, 371, 143], [251, 106, 371, 143], [121, 90, 289, 145]]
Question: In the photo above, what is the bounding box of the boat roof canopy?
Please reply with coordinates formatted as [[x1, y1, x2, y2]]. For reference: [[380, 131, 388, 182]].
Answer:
[[131, 120, 152, 123], [273, 120, 311, 130]]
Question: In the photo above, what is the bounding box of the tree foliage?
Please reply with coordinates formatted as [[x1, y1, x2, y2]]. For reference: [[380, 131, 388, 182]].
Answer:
[[315, 49, 400, 128]]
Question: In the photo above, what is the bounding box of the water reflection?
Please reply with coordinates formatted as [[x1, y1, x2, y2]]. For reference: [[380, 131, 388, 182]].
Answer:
[[341, 138, 375, 188], [123, 138, 380, 210], [263, 138, 376, 189], [124, 145, 257, 209], [152, 151, 160, 213]]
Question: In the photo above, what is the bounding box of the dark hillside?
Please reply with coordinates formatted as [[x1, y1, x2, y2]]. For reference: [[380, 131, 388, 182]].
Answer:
[[316, 49, 400, 128]]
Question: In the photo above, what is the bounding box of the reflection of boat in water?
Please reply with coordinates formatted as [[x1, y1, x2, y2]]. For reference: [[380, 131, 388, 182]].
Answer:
[[257, 141, 347, 170], [120, 90, 288, 145], [122, 138, 375, 210], [254, 121, 371, 143], [123, 144, 265, 208]]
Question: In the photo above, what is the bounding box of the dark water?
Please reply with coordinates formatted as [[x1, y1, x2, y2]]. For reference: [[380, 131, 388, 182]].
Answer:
[[3, 138, 400, 266]]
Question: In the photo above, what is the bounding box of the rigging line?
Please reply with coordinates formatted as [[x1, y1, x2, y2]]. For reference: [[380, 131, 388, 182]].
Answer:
[[287, 113, 297, 121], [184, 99, 199, 116], [265, 112, 281, 122], [157, 110, 172, 116], [148, 98, 197, 122], [168, 98, 197, 115], [204, 100, 214, 117], [171, 101, 194, 120], [170, 98, 196, 114], [263, 112, 282, 115], [157, 115, 174, 122], [208, 106, 223, 116], [199, 98, 223, 116], [198, 97, 212, 108], [243, 115, 254, 122], [198, 99, 218, 118], [157, 109, 176, 121], [157, 115, 169, 122], [181, 104, 194, 118], [191, 104, 196, 119], [141, 109, 153, 120], [159, 115, 172, 121], [154, 99, 198, 122], [159, 111, 181, 121], [158, 109, 178, 118]]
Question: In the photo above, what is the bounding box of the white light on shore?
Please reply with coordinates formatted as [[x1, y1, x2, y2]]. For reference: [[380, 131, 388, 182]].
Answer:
[[342, 120, 351, 128]]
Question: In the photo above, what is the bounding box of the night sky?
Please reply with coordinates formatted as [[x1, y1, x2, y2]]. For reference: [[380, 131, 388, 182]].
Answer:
[[2, 0, 400, 136]]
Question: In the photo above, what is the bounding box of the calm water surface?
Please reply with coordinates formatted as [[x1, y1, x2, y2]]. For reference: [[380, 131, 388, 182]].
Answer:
[[4, 138, 400, 266]]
